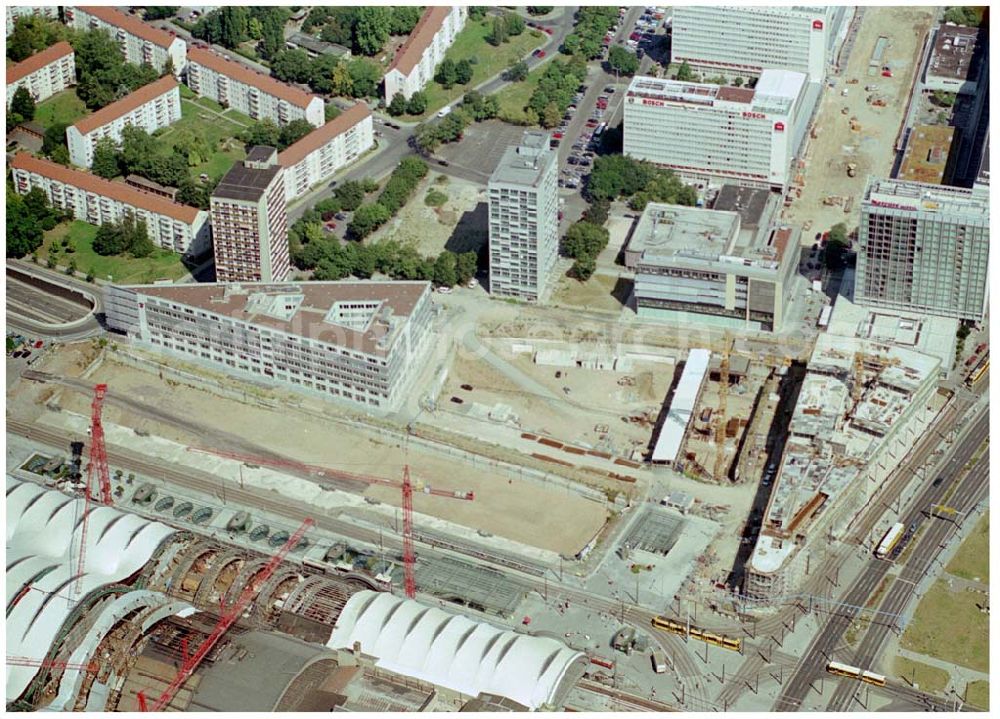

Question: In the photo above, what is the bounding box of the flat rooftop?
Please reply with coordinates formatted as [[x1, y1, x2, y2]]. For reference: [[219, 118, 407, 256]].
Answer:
[[863, 176, 990, 218], [626, 69, 805, 115], [489, 131, 555, 187], [712, 185, 775, 234], [929, 24, 982, 82], [898, 125, 955, 184], [213, 149, 281, 202], [119, 281, 429, 357]]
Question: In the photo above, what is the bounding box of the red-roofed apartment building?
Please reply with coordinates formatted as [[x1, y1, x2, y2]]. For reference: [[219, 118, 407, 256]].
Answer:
[[187, 47, 324, 128], [6, 42, 75, 107], [277, 102, 374, 202], [10, 153, 211, 256], [383, 7, 466, 103], [65, 6, 187, 76], [66, 76, 182, 168]]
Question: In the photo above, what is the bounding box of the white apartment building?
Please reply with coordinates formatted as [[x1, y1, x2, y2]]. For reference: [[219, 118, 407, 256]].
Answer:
[[383, 6, 467, 103], [66, 76, 182, 169], [488, 131, 559, 303], [65, 6, 187, 76], [670, 5, 853, 83], [623, 70, 809, 190], [187, 47, 324, 128], [277, 102, 374, 202], [103, 281, 435, 411], [10, 152, 211, 256], [6, 5, 59, 37], [211, 147, 289, 283], [6, 41, 76, 108]]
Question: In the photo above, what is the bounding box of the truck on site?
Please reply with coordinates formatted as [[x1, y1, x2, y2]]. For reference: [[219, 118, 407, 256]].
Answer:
[[651, 648, 669, 674], [874, 522, 905, 559]]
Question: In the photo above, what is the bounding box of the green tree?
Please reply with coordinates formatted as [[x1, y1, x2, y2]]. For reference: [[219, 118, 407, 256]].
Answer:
[[462, 91, 499, 121], [527, 7, 554, 16], [943, 6, 980, 26], [347, 203, 391, 239], [433, 251, 458, 287], [824, 222, 849, 270], [406, 91, 428, 115], [325, 60, 355, 97], [608, 45, 639, 75], [455, 59, 474, 85], [505, 11, 526, 36], [733, 76, 745, 87], [124, 213, 154, 258], [119, 126, 158, 175], [562, 221, 610, 259], [10, 86, 36, 123], [240, 119, 281, 149], [144, 152, 190, 187], [540, 102, 562, 128], [571, 255, 596, 281], [279, 119, 315, 149], [388, 93, 408, 117], [353, 7, 391, 56], [6, 194, 44, 258], [93, 222, 128, 256], [247, 16, 264, 40], [469, 7, 488, 21], [456, 251, 478, 284], [347, 58, 381, 97], [333, 180, 368, 210], [254, 7, 291, 60], [271, 49, 313, 83], [932, 90, 957, 107], [92, 138, 121, 179], [435, 58, 458, 88], [489, 15, 508, 46], [144, 7, 179, 20], [389, 6, 422, 35], [308, 54, 342, 94], [676, 61, 694, 81], [325, 103, 341, 122], [7, 15, 67, 62], [505, 60, 529, 82]]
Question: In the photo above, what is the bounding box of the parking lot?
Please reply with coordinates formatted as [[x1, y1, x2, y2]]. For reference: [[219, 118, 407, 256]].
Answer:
[[435, 120, 532, 183]]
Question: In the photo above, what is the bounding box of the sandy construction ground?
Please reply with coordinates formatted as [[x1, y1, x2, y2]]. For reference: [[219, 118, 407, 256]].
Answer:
[[784, 6, 936, 240], [45, 353, 607, 555]]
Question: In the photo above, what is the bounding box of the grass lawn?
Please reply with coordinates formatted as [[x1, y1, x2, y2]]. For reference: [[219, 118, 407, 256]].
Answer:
[[495, 64, 545, 120], [892, 656, 950, 694], [901, 580, 989, 674], [40, 221, 189, 283], [156, 98, 248, 181], [34, 90, 88, 129], [946, 512, 989, 582], [966, 680, 989, 710], [416, 21, 546, 117]]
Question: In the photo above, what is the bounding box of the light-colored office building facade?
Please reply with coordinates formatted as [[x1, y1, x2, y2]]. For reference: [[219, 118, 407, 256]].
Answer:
[[103, 281, 435, 411], [7, 41, 76, 107], [855, 177, 989, 323], [10, 152, 211, 256], [623, 70, 808, 190], [65, 6, 187, 76], [66, 76, 181, 168], [670, 5, 853, 82], [488, 131, 559, 303]]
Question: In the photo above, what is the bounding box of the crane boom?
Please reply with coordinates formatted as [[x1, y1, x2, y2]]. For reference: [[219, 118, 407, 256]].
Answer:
[[74, 384, 111, 595], [142, 518, 314, 712], [402, 465, 416, 599]]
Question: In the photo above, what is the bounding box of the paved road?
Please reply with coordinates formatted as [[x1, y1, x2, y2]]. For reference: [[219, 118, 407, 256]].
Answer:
[[774, 404, 989, 711], [5, 263, 104, 340]]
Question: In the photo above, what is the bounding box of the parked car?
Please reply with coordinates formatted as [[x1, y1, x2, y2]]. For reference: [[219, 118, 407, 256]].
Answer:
[[436, 286, 453, 294]]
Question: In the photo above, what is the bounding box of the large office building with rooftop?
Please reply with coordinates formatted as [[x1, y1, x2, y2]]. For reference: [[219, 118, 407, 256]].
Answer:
[[104, 280, 435, 411], [65, 6, 187, 76], [6, 41, 75, 108], [925, 24, 984, 96], [187, 47, 324, 128], [488, 131, 559, 303], [383, 6, 467, 103], [623, 70, 809, 191], [670, 5, 853, 83], [744, 333, 940, 601], [66, 76, 181, 168], [10, 152, 210, 256], [628, 202, 798, 331], [855, 177, 989, 323], [211, 147, 289, 283]]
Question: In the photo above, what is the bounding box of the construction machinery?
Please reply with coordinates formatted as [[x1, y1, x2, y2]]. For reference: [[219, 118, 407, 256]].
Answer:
[[138, 518, 314, 712], [846, 162, 857, 178], [73, 384, 112, 596], [189, 447, 474, 501], [850, 116, 861, 132], [402, 465, 416, 599], [713, 334, 732, 481]]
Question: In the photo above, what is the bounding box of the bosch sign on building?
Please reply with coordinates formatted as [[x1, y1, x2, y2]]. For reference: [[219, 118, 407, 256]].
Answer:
[[623, 70, 809, 191]]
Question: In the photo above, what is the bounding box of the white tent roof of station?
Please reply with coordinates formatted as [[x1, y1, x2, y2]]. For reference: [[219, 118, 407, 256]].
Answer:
[[651, 348, 711, 463], [327, 591, 586, 710], [6, 478, 178, 702]]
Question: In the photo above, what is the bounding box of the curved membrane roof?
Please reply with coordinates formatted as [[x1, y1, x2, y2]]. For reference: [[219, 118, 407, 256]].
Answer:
[[6, 478, 178, 702], [327, 590, 586, 710]]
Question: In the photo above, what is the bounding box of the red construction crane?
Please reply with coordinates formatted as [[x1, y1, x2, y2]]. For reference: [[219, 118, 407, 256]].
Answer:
[[7, 656, 99, 673], [402, 465, 416, 599], [74, 384, 112, 595], [138, 517, 314, 712], [188, 447, 474, 501]]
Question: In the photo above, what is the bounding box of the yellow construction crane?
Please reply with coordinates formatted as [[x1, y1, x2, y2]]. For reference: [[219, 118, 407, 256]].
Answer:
[[714, 333, 732, 480]]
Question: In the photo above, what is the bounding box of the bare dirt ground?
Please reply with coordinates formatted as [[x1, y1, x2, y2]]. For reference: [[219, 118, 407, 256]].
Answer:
[[550, 272, 629, 314], [371, 173, 487, 257], [45, 353, 607, 555], [784, 6, 936, 240]]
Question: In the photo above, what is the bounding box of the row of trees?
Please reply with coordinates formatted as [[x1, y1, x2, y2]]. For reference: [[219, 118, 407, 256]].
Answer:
[[305, 239, 478, 287], [302, 7, 422, 57], [7, 188, 63, 258], [528, 58, 588, 128], [607, 45, 639, 75], [191, 7, 290, 60], [239, 118, 315, 152], [487, 11, 526, 47], [93, 213, 154, 258], [586, 155, 698, 210], [560, 7, 618, 60], [562, 220, 610, 280], [270, 49, 382, 99], [347, 158, 429, 240]]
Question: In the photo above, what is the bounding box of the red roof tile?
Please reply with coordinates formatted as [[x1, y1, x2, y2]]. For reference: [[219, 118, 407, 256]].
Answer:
[[716, 86, 756, 104], [6, 42, 74, 86], [387, 7, 453, 77], [72, 75, 178, 135], [11, 152, 202, 224], [188, 47, 320, 109], [278, 103, 371, 168], [74, 6, 179, 49]]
